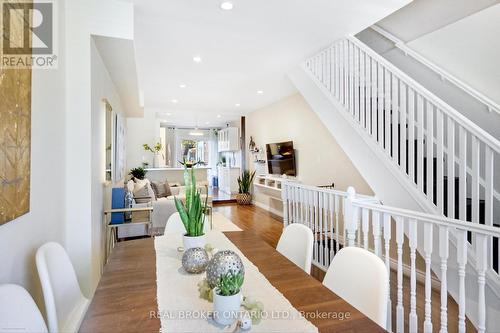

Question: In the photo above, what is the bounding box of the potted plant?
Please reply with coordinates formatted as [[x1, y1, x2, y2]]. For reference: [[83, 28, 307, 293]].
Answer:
[[143, 142, 164, 168], [174, 167, 208, 250], [129, 167, 147, 180], [213, 271, 244, 326], [236, 170, 256, 205]]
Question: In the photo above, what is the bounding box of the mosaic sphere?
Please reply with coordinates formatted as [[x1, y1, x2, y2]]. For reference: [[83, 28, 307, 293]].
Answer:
[[206, 250, 245, 288], [182, 247, 209, 274]]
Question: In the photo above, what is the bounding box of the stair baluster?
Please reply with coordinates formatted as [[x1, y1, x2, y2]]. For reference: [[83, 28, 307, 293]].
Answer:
[[446, 118, 455, 219], [383, 213, 392, 331], [456, 229, 467, 333], [476, 234, 487, 333], [408, 219, 418, 333], [439, 226, 449, 333], [396, 218, 405, 333], [423, 222, 434, 333]]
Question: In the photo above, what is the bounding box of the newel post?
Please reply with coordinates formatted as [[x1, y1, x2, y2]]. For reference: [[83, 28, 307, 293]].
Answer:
[[345, 186, 358, 247]]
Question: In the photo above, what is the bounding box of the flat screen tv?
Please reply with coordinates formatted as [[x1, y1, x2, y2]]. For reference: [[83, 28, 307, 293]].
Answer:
[[266, 141, 296, 176]]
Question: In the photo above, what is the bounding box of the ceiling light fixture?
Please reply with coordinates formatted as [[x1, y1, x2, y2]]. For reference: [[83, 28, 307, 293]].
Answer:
[[205, 121, 210, 125], [179, 84, 187, 88], [166, 112, 172, 116], [235, 103, 240, 107], [189, 131, 204, 136], [171, 99, 178, 103], [193, 56, 202, 63], [220, 1, 233, 10], [217, 114, 222, 118], [257, 90, 264, 95]]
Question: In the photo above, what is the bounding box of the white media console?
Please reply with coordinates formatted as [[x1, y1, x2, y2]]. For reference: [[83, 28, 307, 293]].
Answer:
[[253, 174, 299, 200]]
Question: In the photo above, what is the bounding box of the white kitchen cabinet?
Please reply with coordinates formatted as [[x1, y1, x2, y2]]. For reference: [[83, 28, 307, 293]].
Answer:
[[218, 166, 240, 194], [218, 127, 239, 152]]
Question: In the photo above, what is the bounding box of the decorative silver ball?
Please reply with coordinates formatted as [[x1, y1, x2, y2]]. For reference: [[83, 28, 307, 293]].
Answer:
[[182, 247, 209, 274], [206, 250, 245, 288]]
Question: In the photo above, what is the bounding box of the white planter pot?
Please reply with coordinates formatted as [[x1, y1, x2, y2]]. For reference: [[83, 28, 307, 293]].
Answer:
[[213, 291, 242, 326], [182, 234, 206, 251], [153, 153, 160, 168]]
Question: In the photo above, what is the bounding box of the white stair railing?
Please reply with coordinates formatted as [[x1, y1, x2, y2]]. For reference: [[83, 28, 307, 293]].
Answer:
[[281, 182, 378, 270], [303, 35, 500, 276], [282, 182, 500, 332]]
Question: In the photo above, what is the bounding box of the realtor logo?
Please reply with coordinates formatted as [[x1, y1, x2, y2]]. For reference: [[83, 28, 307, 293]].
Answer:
[[1, 0, 57, 69]]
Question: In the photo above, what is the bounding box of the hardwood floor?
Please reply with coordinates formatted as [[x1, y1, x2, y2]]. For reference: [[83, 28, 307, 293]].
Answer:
[[214, 203, 476, 333]]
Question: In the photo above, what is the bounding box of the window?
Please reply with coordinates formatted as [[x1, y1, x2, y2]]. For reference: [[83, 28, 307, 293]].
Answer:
[[181, 139, 209, 164]]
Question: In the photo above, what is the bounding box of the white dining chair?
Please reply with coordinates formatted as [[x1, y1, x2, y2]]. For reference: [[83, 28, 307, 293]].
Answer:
[[165, 212, 187, 234], [0, 284, 48, 333], [322, 247, 388, 329], [276, 223, 314, 274], [36, 242, 90, 333]]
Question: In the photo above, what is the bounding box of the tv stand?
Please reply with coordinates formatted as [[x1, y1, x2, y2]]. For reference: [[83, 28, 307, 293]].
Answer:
[[253, 174, 299, 200]]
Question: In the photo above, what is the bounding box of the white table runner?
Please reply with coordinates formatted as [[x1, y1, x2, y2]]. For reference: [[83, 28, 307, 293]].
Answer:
[[155, 231, 318, 333]]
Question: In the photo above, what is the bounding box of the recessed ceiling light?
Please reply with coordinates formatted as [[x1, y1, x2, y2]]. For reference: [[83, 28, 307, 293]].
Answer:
[[257, 90, 264, 95], [220, 1, 233, 10], [193, 56, 202, 63], [179, 84, 187, 88], [217, 114, 222, 118], [189, 131, 204, 136], [166, 112, 172, 116], [205, 121, 210, 125], [235, 103, 240, 107], [171, 99, 178, 103]]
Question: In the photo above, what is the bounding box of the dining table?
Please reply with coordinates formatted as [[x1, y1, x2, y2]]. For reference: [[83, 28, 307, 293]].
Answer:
[[79, 231, 385, 333]]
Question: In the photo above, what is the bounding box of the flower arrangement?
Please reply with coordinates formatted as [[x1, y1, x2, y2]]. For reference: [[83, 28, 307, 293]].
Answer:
[[143, 142, 163, 154]]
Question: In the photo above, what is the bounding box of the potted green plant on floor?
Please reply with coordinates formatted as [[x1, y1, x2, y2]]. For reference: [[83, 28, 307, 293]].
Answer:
[[175, 167, 208, 250], [236, 170, 256, 205], [213, 271, 244, 325]]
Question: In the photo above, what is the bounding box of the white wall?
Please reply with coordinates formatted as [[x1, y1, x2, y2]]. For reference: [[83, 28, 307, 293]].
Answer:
[[90, 38, 127, 285], [126, 109, 162, 169], [0, 0, 66, 311], [65, 0, 133, 296], [245, 93, 373, 214], [406, 3, 500, 107], [376, 0, 497, 42]]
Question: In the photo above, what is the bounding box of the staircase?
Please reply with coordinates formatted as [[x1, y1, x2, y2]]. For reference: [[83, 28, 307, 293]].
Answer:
[[287, 35, 500, 331]]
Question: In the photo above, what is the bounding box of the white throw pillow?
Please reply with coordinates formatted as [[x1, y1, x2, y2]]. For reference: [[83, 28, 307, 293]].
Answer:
[[126, 180, 135, 193]]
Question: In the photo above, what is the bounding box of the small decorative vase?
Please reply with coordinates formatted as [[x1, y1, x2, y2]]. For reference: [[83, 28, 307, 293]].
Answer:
[[153, 153, 160, 168], [213, 290, 242, 326], [182, 247, 209, 274], [236, 193, 252, 205], [183, 234, 206, 251], [206, 250, 245, 288]]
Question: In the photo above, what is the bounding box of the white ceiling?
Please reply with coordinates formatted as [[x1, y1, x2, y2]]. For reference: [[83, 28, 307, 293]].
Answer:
[[122, 0, 411, 126]]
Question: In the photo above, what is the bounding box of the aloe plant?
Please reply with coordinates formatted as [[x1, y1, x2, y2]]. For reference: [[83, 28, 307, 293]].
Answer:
[[174, 167, 207, 236], [216, 271, 244, 296], [237, 170, 256, 194]]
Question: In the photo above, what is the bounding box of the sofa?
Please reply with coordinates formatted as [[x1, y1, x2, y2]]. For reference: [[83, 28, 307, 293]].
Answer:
[[121, 178, 212, 237]]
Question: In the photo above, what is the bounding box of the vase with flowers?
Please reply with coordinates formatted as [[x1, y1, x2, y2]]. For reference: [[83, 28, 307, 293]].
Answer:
[[143, 142, 164, 168]]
